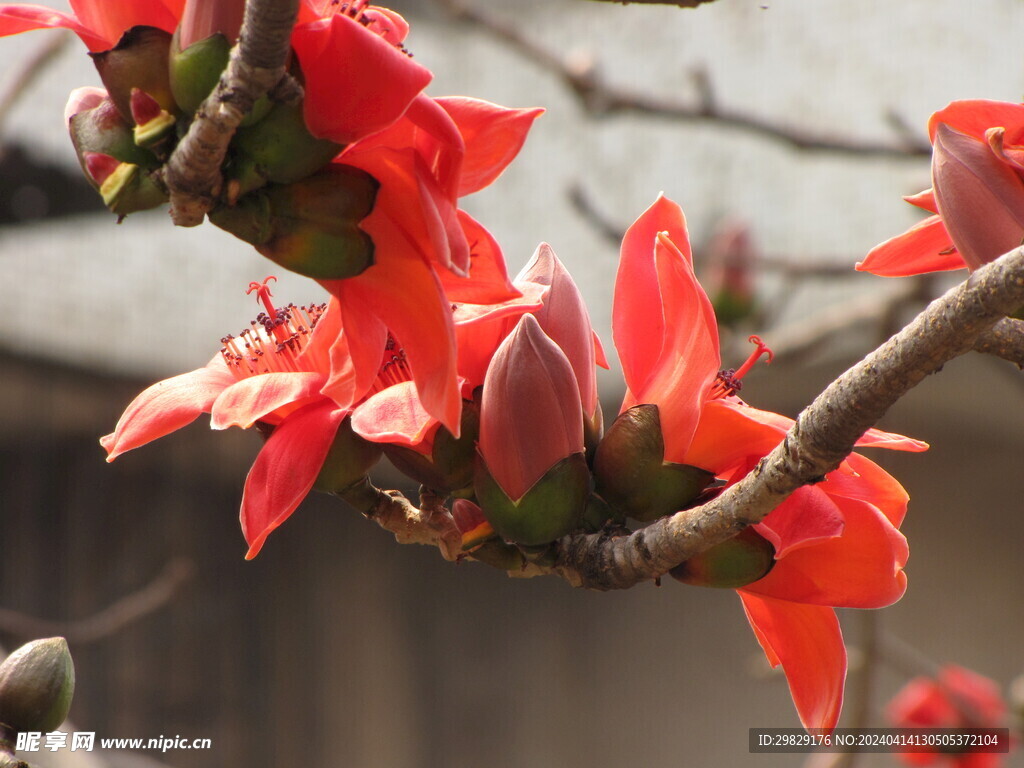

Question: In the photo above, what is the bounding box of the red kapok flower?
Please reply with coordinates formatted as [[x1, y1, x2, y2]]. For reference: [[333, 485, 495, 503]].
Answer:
[[100, 277, 381, 559], [887, 664, 1011, 768], [859, 99, 1024, 276], [615, 195, 927, 731]]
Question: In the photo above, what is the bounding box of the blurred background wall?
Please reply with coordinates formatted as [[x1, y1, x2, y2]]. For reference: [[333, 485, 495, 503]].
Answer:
[[1, 1, 1022, 766]]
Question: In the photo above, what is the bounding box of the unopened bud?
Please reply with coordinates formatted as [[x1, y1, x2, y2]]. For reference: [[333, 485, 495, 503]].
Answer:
[[669, 527, 775, 588], [83, 152, 167, 216], [130, 88, 175, 148], [451, 498, 496, 550], [0, 638, 75, 734], [594, 404, 714, 522]]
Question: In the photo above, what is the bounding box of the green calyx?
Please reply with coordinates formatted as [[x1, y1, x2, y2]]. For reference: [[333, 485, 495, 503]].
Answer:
[[70, 99, 160, 169], [669, 526, 776, 589], [593, 404, 715, 522], [474, 452, 590, 546], [0, 637, 75, 734], [209, 165, 379, 280], [98, 162, 168, 217], [312, 416, 383, 494], [169, 30, 271, 125], [383, 401, 480, 494], [228, 101, 345, 197]]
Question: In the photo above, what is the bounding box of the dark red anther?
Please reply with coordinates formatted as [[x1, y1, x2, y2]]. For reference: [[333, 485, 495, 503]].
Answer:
[[711, 335, 774, 399]]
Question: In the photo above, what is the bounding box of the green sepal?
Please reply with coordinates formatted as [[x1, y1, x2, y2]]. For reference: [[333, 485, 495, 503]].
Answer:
[[169, 30, 271, 125], [209, 165, 379, 280], [89, 26, 175, 123], [669, 526, 775, 589], [228, 101, 344, 196], [383, 401, 479, 494], [70, 99, 159, 169], [100, 163, 168, 216], [312, 416, 382, 494], [579, 492, 624, 532], [467, 540, 528, 571], [474, 452, 589, 546], [0, 637, 75, 734], [594, 404, 714, 522]]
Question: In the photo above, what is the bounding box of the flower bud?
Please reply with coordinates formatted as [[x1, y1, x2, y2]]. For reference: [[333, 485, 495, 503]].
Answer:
[[88, 26, 176, 124], [0, 638, 75, 734], [593, 404, 714, 522], [451, 498, 496, 550], [83, 152, 168, 216], [130, 88, 175, 149], [69, 94, 159, 169], [208, 165, 379, 280], [312, 416, 382, 494], [383, 400, 479, 494], [669, 527, 775, 588], [227, 101, 344, 198], [932, 122, 1024, 270], [475, 315, 589, 544]]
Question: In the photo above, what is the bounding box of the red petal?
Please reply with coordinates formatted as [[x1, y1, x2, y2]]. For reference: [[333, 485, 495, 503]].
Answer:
[[100, 357, 235, 460], [319, 298, 386, 412], [440, 210, 521, 304], [685, 400, 790, 475], [928, 99, 1024, 143], [743, 495, 908, 609], [825, 453, 910, 527], [904, 188, 937, 213], [324, 211, 462, 436], [755, 486, 845, 559], [209, 372, 326, 429], [517, 243, 601, 417], [739, 593, 846, 732], [241, 400, 345, 558], [615, 195, 691, 395], [0, 4, 107, 49], [436, 97, 544, 197], [857, 215, 965, 276], [293, 14, 432, 144], [350, 379, 436, 446]]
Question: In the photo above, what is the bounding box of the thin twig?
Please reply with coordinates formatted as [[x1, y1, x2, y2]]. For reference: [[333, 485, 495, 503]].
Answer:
[[161, 0, 300, 225], [0, 559, 194, 644], [437, 0, 931, 159]]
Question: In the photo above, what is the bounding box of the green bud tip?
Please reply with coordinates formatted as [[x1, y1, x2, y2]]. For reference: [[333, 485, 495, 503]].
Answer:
[[0, 637, 75, 735]]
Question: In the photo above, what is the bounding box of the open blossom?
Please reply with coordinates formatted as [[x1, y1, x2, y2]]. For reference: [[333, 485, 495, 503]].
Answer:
[[615, 195, 928, 731], [100, 278, 399, 559], [859, 100, 1024, 276], [887, 665, 1011, 768]]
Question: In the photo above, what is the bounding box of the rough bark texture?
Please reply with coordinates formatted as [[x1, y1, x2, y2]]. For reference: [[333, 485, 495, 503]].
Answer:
[[973, 317, 1024, 367], [161, 0, 300, 226]]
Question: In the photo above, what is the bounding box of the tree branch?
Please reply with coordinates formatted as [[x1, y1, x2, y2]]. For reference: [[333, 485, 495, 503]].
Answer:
[[436, 0, 930, 159], [349, 248, 1024, 589], [161, 0, 300, 226], [973, 318, 1024, 368]]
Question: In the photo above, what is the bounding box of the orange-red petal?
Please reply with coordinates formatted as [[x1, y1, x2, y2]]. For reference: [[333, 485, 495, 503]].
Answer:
[[928, 100, 1024, 143], [209, 372, 326, 429], [436, 97, 544, 197], [743, 495, 908, 609], [241, 399, 346, 559], [739, 593, 846, 732], [100, 356, 235, 461], [857, 215, 965, 276], [350, 379, 437, 446]]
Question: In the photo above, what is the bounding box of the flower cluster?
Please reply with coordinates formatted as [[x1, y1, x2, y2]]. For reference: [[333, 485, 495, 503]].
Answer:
[[5, 0, 931, 735]]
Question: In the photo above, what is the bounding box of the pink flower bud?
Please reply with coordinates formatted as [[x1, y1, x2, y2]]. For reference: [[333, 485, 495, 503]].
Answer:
[[64, 86, 108, 122], [179, 0, 245, 49], [478, 314, 583, 501], [932, 122, 1024, 270], [515, 243, 601, 419]]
